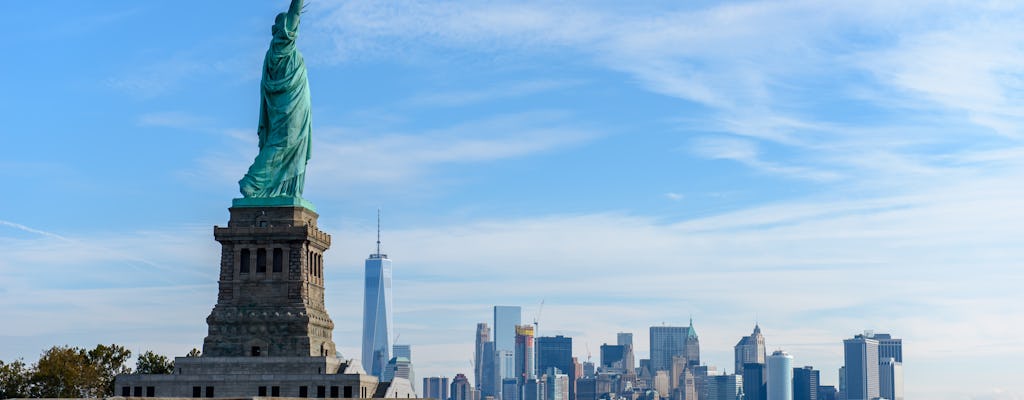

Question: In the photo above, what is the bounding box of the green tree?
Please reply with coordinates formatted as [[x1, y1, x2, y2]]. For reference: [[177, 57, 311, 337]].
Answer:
[[86, 344, 132, 396], [186, 348, 201, 357], [136, 351, 174, 375], [30, 346, 96, 398], [0, 359, 33, 399], [29, 344, 132, 398]]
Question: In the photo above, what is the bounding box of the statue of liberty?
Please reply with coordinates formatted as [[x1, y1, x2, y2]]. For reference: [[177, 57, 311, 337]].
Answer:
[[238, 0, 312, 202]]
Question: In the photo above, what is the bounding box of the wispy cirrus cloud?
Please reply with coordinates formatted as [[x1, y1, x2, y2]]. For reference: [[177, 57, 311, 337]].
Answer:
[[308, 0, 1024, 186], [189, 111, 599, 196]]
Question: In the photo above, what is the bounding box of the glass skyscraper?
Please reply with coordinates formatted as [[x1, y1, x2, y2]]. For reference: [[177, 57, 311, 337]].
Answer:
[[361, 234, 393, 378], [843, 335, 880, 400], [766, 351, 793, 400], [494, 306, 522, 400]]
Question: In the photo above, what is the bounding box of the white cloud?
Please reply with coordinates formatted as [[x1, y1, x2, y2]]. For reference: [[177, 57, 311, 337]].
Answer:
[[187, 111, 598, 197]]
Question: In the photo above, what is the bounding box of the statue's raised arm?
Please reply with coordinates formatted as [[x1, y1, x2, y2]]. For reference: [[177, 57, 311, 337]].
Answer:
[[286, 0, 303, 32], [237, 0, 314, 204]]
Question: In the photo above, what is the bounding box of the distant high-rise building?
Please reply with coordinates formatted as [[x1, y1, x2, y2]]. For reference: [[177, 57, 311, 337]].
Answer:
[[383, 356, 414, 389], [817, 385, 837, 400], [599, 344, 626, 372], [793, 366, 819, 400], [617, 333, 635, 373], [872, 334, 903, 363], [742, 363, 766, 400], [502, 378, 519, 400], [672, 365, 697, 400], [394, 344, 414, 387], [424, 377, 450, 400], [361, 224, 394, 378], [494, 306, 522, 400], [766, 351, 792, 400], [734, 324, 766, 375], [482, 342, 497, 397], [452, 374, 472, 400], [521, 378, 540, 400], [515, 325, 536, 382], [692, 365, 716, 400], [394, 344, 411, 359], [494, 307, 522, 352], [649, 319, 699, 373], [477, 323, 492, 390], [705, 374, 743, 400], [879, 358, 903, 400], [582, 361, 596, 378], [545, 367, 569, 400], [576, 378, 597, 400], [843, 334, 880, 400], [536, 336, 574, 400]]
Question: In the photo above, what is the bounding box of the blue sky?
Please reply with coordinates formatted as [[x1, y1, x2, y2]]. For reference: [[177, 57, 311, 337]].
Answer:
[[2, 1, 1023, 399]]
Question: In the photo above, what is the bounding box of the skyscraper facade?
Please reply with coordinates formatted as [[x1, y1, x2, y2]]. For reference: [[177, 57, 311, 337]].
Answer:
[[361, 242, 393, 378], [649, 320, 699, 373], [734, 324, 766, 375], [843, 335, 880, 400], [476, 323, 491, 390], [536, 336, 574, 400], [494, 306, 522, 400], [515, 325, 536, 382], [482, 342, 497, 398], [545, 368, 569, 400], [766, 351, 792, 400], [873, 333, 903, 363], [879, 358, 903, 400], [452, 374, 473, 400], [617, 333, 635, 373], [599, 344, 626, 371], [742, 363, 766, 400], [793, 366, 819, 400], [424, 377, 450, 400], [705, 374, 743, 400]]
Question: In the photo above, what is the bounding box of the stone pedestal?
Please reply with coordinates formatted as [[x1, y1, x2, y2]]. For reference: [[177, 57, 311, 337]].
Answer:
[[203, 206, 335, 358]]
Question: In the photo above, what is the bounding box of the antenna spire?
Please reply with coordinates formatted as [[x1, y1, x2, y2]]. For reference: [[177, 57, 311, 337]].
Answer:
[[376, 208, 382, 256]]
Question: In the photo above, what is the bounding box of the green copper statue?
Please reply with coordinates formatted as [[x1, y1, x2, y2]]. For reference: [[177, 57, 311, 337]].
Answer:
[[238, 0, 312, 202]]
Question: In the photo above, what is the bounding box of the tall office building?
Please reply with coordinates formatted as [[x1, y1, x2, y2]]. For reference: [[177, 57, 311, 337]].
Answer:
[[482, 342, 497, 397], [362, 221, 394, 378], [424, 377, 450, 400], [515, 325, 536, 382], [873, 334, 903, 363], [599, 344, 626, 372], [617, 333, 635, 373], [502, 379, 519, 400], [394, 344, 412, 359], [673, 365, 697, 400], [879, 358, 903, 400], [494, 306, 522, 400], [734, 324, 766, 375], [545, 368, 569, 400], [705, 374, 743, 400], [766, 351, 792, 400], [843, 335, 879, 400], [817, 385, 837, 400], [536, 336, 574, 400], [452, 374, 473, 400], [476, 323, 491, 390], [649, 319, 699, 373], [793, 366, 819, 400], [742, 363, 766, 400], [383, 356, 414, 389]]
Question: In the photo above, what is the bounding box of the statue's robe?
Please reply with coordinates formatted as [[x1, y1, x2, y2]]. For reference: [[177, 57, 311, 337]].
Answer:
[[239, 12, 311, 198]]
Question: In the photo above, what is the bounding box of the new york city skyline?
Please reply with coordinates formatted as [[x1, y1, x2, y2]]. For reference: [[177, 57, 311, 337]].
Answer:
[[2, 2, 1022, 399]]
